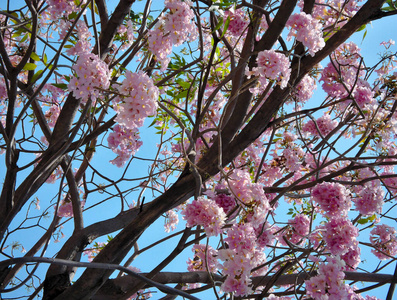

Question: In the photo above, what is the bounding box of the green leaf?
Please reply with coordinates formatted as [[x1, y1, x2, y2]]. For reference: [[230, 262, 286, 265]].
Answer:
[[220, 16, 231, 38], [213, 17, 224, 33], [31, 69, 43, 83], [43, 53, 48, 65], [52, 83, 68, 90], [30, 52, 40, 61], [23, 63, 37, 71], [176, 90, 188, 99], [20, 34, 29, 43]]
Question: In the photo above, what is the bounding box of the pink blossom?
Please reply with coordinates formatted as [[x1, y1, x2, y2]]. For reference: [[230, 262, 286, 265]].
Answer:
[[229, 170, 270, 225], [280, 214, 310, 245], [286, 12, 325, 56], [353, 85, 375, 108], [302, 114, 338, 137], [187, 244, 218, 272], [341, 242, 361, 270], [113, 70, 158, 130], [44, 105, 60, 127], [56, 198, 85, 218], [46, 166, 63, 184], [311, 182, 351, 218], [164, 209, 179, 232], [225, 9, 249, 37], [380, 39, 395, 49], [370, 224, 397, 260], [68, 53, 110, 103], [46, 0, 83, 18], [225, 223, 257, 253], [181, 197, 226, 237], [291, 74, 316, 105], [108, 124, 143, 167], [255, 50, 291, 89], [353, 184, 384, 216], [324, 217, 359, 256], [218, 224, 268, 296], [147, 0, 196, 69], [306, 255, 360, 299], [255, 222, 277, 249], [213, 193, 236, 215]]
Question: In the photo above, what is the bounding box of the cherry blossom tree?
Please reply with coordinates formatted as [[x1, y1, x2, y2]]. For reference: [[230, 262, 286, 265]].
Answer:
[[1, 0, 397, 299]]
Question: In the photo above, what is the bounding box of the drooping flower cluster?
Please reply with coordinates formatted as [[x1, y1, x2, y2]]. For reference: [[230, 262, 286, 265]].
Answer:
[[286, 12, 325, 56], [219, 223, 267, 296], [280, 214, 310, 246], [46, 0, 83, 18], [68, 53, 110, 103], [311, 182, 351, 218], [324, 217, 359, 256], [289, 74, 316, 105], [181, 197, 226, 237], [64, 20, 92, 56], [370, 224, 397, 260], [255, 49, 291, 89], [164, 209, 179, 232], [229, 169, 270, 226], [353, 183, 384, 216], [107, 124, 143, 167], [225, 9, 249, 37], [56, 198, 85, 218], [113, 70, 159, 130], [187, 244, 218, 272], [44, 105, 61, 128], [109, 71, 158, 166], [213, 193, 236, 215], [147, 0, 196, 70], [302, 114, 338, 137], [305, 256, 359, 299], [320, 42, 363, 99]]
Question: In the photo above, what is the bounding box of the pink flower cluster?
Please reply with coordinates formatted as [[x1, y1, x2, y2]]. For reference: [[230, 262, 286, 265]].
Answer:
[[187, 244, 218, 272], [225, 9, 249, 37], [46, 0, 82, 18], [370, 224, 397, 260], [214, 193, 236, 215], [65, 20, 92, 56], [229, 169, 270, 226], [306, 256, 359, 299], [352, 86, 376, 108], [353, 184, 384, 216], [219, 223, 267, 296], [164, 209, 179, 232], [56, 198, 85, 218], [324, 217, 359, 256], [107, 125, 143, 167], [290, 74, 316, 105], [113, 70, 159, 130], [302, 114, 338, 137], [311, 182, 351, 218], [44, 105, 60, 127], [255, 222, 277, 248], [320, 42, 363, 98], [147, 0, 196, 70], [255, 50, 291, 89], [280, 214, 310, 245], [181, 197, 226, 237], [286, 12, 325, 56], [68, 53, 110, 103]]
